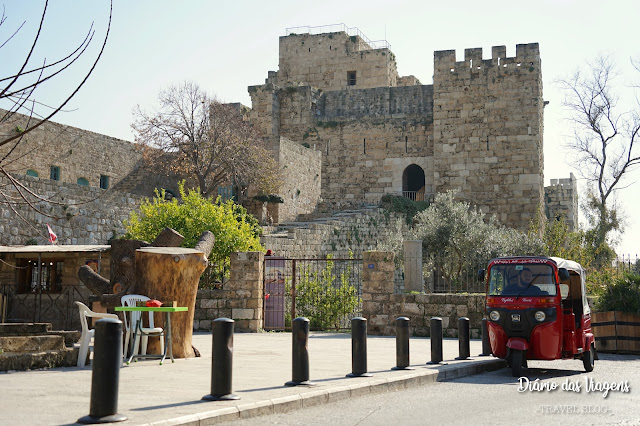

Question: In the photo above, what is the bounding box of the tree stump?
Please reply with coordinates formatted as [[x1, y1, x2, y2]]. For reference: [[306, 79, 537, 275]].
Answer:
[[133, 247, 208, 358]]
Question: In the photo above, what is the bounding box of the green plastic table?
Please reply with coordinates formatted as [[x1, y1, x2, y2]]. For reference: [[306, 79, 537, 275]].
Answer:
[[114, 306, 188, 365]]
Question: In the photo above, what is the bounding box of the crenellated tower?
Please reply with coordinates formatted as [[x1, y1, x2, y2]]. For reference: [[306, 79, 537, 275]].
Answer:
[[432, 43, 544, 226]]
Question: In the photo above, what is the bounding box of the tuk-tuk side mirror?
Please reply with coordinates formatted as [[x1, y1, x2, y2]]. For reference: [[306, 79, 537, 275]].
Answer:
[[558, 268, 570, 282], [477, 269, 485, 282]]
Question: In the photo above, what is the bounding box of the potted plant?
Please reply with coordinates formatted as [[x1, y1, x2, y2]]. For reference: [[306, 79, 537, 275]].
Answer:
[[591, 273, 640, 353]]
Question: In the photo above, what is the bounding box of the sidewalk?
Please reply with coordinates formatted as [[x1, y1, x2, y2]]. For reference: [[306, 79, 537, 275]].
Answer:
[[0, 332, 505, 425]]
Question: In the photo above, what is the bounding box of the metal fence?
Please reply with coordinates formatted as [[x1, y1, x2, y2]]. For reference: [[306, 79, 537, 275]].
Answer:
[[263, 257, 362, 331], [285, 24, 390, 50], [394, 254, 489, 294], [615, 254, 639, 275], [199, 262, 226, 289]]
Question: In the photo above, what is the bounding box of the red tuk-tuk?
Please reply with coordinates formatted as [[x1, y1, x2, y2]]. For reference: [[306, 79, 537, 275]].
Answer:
[[479, 256, 595, 377]]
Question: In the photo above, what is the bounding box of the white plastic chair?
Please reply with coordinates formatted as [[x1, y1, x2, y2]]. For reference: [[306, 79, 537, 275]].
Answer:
[[75, 301, 119, 367], [121, 294, 164, 358]]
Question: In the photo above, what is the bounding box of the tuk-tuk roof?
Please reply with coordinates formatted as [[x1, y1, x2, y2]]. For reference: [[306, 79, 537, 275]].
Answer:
[[550, 257, 585, 274]]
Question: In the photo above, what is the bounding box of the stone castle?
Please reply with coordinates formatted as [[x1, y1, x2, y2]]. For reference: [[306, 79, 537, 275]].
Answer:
[[247, 26, 549, 231], [0, 25, 577, 246]]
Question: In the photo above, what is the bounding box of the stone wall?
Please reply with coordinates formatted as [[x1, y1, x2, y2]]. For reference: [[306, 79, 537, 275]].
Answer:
[[1, 109, 137, 192], [545, 173, 578, 231], [193, 251, 263, 332], [0, 174, 141, 245], [275, 138, 322, 223], [244, 137, 322, 225], [260, 208, 408, 260], [319, 85, 434, 120]]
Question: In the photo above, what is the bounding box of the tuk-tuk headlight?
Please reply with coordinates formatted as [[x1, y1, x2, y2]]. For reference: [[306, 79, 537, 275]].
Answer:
[[489, 310, 500, 321], [534, 311, 546, 322]]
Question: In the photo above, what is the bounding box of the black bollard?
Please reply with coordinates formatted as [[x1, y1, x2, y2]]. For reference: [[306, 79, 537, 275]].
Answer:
[[202, 318, 240, 401], [391, 317, 414, 370], [77, 318, 127, 424], [427, 317, 446, 365], [285, 317, 315, 386], [456, 317, 471, 360], [347, 317, 372, 377], [479, 318, 492, 356]]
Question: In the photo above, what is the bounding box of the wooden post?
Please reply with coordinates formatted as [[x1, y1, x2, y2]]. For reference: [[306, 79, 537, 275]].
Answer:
[[133, 247, 208, 358]]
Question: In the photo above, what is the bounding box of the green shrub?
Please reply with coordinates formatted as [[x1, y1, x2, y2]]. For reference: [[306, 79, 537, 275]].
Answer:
[[287, 256, 359, 330], [380, 194, 429, 224], [594, 273, 640, 313], [124, 182, 263, 285]]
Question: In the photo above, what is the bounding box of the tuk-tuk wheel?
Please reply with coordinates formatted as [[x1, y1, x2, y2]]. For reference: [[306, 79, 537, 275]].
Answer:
[[511, 350, 525, 377], [583, 344, 595, 372]]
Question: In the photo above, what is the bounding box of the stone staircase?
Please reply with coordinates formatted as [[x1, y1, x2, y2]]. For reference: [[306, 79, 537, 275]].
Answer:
[[0, 323, 81, 371], [259, 205, 400, 259], [265, 205, 383, 237]]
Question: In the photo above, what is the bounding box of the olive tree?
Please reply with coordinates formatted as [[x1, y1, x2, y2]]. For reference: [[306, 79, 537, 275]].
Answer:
[[411, 191, 543, 288]]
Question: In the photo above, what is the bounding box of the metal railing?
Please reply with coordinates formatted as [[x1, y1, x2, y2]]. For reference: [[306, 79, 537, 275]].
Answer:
[[285, 24, 390, 50], [401, 191, 434, 202], [0, 283, 89, 330], [394, 254, 490, 294]]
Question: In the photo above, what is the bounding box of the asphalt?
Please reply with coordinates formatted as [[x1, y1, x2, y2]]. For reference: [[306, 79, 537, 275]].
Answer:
[[0, 332, 506, 425]]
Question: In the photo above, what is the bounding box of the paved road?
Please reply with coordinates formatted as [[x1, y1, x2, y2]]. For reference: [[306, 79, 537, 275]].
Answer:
[[223, 353, 640, 425]]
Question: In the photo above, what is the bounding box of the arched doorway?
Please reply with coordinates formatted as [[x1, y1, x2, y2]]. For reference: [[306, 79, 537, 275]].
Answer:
[[402, 164, 425, 201]]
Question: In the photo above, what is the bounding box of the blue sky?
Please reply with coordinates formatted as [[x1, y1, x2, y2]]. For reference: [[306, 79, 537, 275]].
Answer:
[[1, 0, 639, 256]]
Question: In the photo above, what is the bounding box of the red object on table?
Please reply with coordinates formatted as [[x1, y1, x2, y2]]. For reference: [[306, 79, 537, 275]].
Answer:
[[146, 299, 162, 307]]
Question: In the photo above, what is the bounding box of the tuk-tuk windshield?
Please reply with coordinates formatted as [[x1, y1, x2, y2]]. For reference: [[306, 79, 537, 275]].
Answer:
[[488, 263, 557, 296]]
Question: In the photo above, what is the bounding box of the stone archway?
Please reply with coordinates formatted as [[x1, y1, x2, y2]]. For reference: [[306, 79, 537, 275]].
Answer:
[[402, 164, 425, 201]]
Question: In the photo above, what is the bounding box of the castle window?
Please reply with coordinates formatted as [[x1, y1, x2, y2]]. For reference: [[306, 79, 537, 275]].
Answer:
[[347, 71, 356, 86], [50, 166, 60, 181], [26, 169, 38, 177], [99, 175, 109, 190], [217, 185, 235, 202], [77, 177, 89, 186]]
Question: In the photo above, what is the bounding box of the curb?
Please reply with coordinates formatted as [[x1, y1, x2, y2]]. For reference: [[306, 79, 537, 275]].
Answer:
[[147, 358, 506, 425]]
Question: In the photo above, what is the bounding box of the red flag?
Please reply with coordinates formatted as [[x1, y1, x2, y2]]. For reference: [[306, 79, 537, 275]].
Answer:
[[47, 224, 57, 244]]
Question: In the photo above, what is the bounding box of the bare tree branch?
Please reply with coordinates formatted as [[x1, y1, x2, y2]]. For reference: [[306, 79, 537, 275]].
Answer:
[[0, 1, 113, 228], [132, 81, 282, 198], [558, 55, 640, 249]]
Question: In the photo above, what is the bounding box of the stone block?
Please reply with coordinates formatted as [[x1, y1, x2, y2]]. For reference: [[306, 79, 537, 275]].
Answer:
[[403, 302, 422, 316], [232, 308, 255, 320], [369, 314, 389, 326], [456, 305, 468, 317]]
